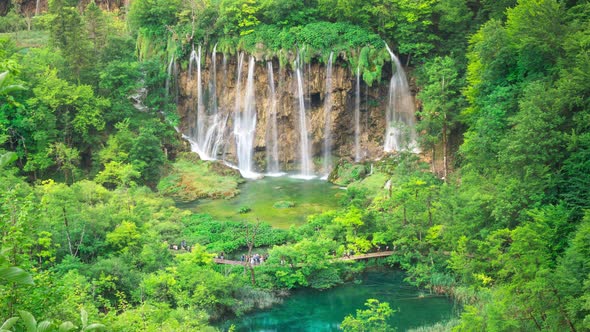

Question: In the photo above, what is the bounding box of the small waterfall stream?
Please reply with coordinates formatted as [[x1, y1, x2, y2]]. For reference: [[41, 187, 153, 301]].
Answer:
[[266, 61, 281, 174], [203, 44, 225, 159], [384, 44, 418, 153], [165, 56, 175, 102], [196, 45, 206, 151], [322, 52, 334, 176], [354, 65, 361, 161], [295, 56, 313, 178], [234, 56, 258, 178]]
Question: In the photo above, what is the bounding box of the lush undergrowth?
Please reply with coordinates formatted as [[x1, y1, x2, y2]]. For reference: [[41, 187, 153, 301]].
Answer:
[[0, 30, 48, 48]]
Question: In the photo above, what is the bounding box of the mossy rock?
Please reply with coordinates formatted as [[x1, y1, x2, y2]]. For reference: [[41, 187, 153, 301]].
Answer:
[[273, 201, 296, 208], [157, 153, 242, 202], [210, 160, 243, 179], [328, 159, 369, 186]]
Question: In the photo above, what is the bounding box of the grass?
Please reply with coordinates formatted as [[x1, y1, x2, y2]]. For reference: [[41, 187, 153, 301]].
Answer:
[[0, 30, 49, 48], [329, 161, 369, 186], [348, 172, 390, 197], [158, 154, 242, 202]]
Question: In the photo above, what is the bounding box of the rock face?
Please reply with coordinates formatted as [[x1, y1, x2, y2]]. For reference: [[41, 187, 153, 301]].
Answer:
[[176, 51, 407, 175], [4, 0, 123, 16]]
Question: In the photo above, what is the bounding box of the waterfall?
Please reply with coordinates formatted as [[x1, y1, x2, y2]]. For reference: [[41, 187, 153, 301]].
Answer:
[[354, 65, 361, 161], [266, 61, 281, 174], [186, 45, 212, 159], [210, 44, 218, 115], [196, 45, 206, 150], [188, 47, 196, 80], [384, 44, 418, 152], [295, 56, 313, 178], [322, 52, 334, 176], [165, 56, 175, 101], [203, 44, 225, 158], [234, 56, 258, 178]]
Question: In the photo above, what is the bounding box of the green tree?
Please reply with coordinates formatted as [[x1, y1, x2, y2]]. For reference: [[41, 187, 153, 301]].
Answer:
[[48, 0, 92, 81], [218, 0, 261, 36], [83, 1, 109, 86], [505, 0, 565, 79], [417, 56, 463, 180], [389, 0, 438, 64], [128, 0, 182, 33], [341, 299, 395, 332]]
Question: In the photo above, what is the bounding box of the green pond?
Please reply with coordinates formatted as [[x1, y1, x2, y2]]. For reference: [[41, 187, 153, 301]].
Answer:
[[181, 176, 344, 229], [218, 270, 457, 331]]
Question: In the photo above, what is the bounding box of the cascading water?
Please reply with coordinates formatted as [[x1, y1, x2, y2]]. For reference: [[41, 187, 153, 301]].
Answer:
[[354, 65, 361, 161], [202, 44, 226, 159], [165, 56, 175, 101], [295, 56, 313, 178], [322, 52, 334, 177], [178, 45, 417, 181], [233, 56, 258, 178], [384, 44, 418, 152], [188, 47, 196, 80], [266, 61, 281, 174], [196, 45, 206, 150], [186, 45, 215, 159]]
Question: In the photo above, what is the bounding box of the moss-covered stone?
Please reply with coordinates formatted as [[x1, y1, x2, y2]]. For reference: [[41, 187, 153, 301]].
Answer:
[[158, 153, 243, 201], [328, 159, 369, 186], [273, 200, 296, 208]]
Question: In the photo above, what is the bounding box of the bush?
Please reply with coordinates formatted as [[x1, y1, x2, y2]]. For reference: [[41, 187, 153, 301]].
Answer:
[[0, 11, 25, 33], [181, 214, 287, 253], [31, 14, 53, 31], [273, 201, 296, 208]]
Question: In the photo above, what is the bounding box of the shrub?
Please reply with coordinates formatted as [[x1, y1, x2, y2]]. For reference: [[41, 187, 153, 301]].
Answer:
[[273, 201, 296, 208]]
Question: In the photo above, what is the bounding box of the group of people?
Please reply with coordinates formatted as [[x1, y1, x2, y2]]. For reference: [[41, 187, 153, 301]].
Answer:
[[168, 240, 191, 252], [240, 253, 268, 265]]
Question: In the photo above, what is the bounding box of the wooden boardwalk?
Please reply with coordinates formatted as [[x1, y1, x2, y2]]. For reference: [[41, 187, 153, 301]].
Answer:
[[213, 251, 394, 266]]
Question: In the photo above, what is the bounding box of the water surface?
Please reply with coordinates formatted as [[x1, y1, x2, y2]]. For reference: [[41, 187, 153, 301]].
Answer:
[[219, 270, 456, 331], [181, 176, 343, 229]]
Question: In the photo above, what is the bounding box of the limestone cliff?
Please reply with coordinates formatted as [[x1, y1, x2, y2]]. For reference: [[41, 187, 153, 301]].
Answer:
[[176, 51, 411, 174]]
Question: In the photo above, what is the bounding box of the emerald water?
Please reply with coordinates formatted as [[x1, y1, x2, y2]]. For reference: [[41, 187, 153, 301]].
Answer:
[[218, 270, 456, 331], [185, 176, 344, 229]]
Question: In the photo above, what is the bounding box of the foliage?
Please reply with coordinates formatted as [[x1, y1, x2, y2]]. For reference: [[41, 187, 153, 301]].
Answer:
[[181, 213, 287, 253], [272, 201, 295, 208], [341, 299, 395, 332], [158, 154, 242, 201], [329, 160, 369, 186]]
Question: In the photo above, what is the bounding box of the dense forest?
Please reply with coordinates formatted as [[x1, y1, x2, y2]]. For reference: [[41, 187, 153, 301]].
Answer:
[[1, 0, 589, 331]]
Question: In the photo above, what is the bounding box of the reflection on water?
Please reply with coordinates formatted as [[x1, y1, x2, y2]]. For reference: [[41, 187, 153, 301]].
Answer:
[[218, 270, 457, 332]]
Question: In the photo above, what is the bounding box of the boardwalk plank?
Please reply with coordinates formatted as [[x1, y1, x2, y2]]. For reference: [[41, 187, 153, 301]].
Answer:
[[213, 251, 395, 266]]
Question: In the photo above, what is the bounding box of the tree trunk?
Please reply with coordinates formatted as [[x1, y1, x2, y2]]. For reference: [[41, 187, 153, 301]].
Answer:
[[244, 221, 259, 286], [443, 119, 448, 182], [62, 207, 74, 256], [403, 206, 407, 226]]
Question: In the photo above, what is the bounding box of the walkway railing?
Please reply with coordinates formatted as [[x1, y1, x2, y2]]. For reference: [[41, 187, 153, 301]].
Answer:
[[213, 251, 395, 266]]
